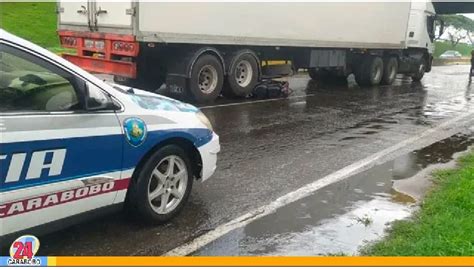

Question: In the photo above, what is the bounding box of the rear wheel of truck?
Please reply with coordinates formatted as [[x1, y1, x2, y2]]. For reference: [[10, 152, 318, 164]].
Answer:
[[224, 53, 259, 97], [381, 57, 398, 85], [411, 59, 426, 82], [189, 54, 224, 103], [355, 56, 384, 86]]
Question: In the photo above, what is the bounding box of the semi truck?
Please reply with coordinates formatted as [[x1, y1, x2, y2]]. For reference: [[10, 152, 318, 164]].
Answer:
[[57, 1, 443, 102]]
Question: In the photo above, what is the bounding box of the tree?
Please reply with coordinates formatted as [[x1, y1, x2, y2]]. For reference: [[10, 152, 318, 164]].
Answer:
[[448, 28, 467, 48], [439, 15, 474, 48]]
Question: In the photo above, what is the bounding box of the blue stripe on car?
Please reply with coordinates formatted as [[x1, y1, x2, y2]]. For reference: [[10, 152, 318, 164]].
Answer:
[[0, 128, 212, 192]]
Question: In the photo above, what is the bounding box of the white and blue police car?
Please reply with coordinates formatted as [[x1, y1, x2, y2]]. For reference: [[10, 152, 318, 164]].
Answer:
[[0, 29, 220, 238]]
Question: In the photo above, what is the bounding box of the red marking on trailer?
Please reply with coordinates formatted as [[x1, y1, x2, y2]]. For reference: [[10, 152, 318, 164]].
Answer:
[[58, 30, 138, 78]]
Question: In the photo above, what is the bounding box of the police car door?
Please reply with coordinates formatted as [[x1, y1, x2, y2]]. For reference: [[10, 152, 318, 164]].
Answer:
[[0, 42, 123, 236]]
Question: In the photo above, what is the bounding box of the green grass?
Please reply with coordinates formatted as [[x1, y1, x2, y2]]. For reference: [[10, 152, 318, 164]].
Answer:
[[0, 2, 59, 49], [434, 41, 473, 58], [363, 152, 474, 256]]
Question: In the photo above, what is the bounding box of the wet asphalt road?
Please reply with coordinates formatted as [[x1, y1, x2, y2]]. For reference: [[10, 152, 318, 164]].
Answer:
[[193, 133, 474, 256], [23, 65, 474, 256]]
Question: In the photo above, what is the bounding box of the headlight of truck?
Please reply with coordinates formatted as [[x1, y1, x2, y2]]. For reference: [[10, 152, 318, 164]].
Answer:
[[196, 111, 213, 132]]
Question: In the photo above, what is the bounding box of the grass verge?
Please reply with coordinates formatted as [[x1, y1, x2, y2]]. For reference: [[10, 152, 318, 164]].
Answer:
[[0, 2, 59, 49], [362, 152, 474, 256], [434, 41, 473, 58]]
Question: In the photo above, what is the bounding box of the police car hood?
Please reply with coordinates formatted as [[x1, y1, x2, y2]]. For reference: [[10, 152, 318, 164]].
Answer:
[[111, 83, 199, 113]]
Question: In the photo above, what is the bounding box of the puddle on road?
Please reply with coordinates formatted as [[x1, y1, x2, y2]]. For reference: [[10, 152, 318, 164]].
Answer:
[[193, 133, 474, 256], [338, 90, 474, 142]]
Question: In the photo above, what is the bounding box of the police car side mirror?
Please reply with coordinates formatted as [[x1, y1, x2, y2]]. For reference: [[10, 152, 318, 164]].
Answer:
[[85, 82, 117, 111]]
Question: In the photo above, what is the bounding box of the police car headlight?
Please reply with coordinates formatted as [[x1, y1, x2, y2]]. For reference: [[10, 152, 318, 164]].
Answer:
[[196, 111, 213, 132]]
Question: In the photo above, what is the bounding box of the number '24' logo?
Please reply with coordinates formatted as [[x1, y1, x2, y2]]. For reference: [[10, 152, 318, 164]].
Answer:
[[9, 235, 40, 260]]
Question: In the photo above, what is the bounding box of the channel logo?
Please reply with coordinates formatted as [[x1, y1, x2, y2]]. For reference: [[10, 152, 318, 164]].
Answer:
[[7, 235, 41, 266]]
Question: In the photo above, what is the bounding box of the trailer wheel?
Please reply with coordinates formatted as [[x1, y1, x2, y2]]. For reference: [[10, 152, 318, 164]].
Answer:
[[189, 54, 224, 103], [411, 59, 426, 82], [355, 56, 383, 86], [381, 57, 398, 85], [224, 53, 259, 97]]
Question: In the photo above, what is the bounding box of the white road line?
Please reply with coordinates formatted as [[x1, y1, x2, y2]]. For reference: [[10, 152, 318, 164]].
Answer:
[[164, 110, 474, 256], [199, 94, 315, 109]]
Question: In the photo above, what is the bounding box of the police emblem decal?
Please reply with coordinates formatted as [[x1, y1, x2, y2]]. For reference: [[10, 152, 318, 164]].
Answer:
[[123, 118, 147, 147]]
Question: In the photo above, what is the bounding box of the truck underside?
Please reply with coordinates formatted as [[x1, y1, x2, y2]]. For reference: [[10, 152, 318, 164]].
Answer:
[[59, 30, 432, 103], [57, 1, 440, 102]]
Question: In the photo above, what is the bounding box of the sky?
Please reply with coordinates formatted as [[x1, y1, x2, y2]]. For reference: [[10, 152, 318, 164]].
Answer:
[[461, 13, 474, 19]]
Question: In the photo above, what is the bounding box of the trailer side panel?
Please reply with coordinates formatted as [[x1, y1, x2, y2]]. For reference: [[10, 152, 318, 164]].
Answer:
[[137, 2, 411, 49]]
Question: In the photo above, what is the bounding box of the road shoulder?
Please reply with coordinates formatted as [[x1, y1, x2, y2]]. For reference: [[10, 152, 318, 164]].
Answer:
[[362, 152, 474, 256]]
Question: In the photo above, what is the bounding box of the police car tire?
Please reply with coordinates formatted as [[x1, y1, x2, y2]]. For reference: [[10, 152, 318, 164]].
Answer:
[[189, 54, 224, 103], [130, 145, 193, 223]]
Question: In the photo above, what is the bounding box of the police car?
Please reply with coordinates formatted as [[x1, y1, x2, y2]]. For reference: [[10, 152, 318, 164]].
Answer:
[[0, 29, 220, 238]]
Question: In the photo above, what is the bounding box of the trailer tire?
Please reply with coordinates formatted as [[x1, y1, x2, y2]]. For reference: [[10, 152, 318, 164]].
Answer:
[[355, 56, 383, 86], [224, 53, 259, 97], [381, 57, 398, 85], [189, 54, 224, 103], [411, 59, 426, 82]]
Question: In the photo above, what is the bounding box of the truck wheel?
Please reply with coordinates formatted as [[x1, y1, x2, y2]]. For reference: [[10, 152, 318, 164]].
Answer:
[[381, 57, 398, 85], [224, 53, 259, 97], [411, 60, 426, 82], [129, 145, 193, 223], [189, 54, 224, 103], [355, 56, 384, 86]]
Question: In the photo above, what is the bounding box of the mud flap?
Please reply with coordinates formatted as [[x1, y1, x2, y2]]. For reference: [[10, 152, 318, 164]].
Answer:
[[165, 74, 187, 96]]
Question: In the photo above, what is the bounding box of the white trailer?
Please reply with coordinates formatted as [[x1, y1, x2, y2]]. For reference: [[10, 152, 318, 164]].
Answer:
[[58, 1, 443, 102]]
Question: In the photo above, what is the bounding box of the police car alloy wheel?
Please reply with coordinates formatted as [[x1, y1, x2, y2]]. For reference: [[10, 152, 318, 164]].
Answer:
[[147, 155, 188, 215], [130, 145, 193, 223]]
